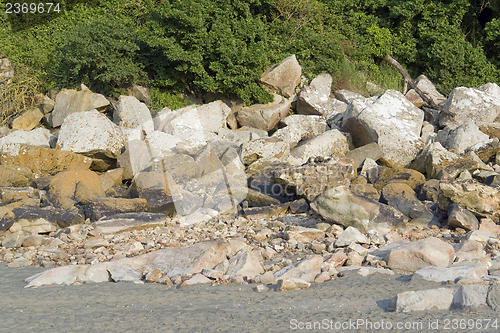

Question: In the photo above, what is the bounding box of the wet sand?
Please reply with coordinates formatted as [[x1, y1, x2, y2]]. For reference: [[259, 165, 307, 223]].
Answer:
[[1, 263, 498, 333]]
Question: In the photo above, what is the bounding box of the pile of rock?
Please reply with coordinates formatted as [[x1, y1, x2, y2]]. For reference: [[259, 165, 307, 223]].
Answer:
[[2, 55, 500, 312]]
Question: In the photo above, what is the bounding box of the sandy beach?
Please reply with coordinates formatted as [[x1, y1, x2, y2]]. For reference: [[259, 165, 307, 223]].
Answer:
[[1, 263, 498, 333]]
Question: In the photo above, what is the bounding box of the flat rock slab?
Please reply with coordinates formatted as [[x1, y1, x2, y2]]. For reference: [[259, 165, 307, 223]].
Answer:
[[453, 284, 489, 309], [25, 239, 245, 287], [274, 255, 322, 282], [93, 213, 167, 234], [395, 288, 455, 312], [413, 261, 488, 283]]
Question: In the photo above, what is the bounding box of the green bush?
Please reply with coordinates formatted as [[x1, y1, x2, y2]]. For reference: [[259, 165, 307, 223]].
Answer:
[[138, 0, 275, 105], [53, 14, 145, 96], [150, 87, 188, 111]]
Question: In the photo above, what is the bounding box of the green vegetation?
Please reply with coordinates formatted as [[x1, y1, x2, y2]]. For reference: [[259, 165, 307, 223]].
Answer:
[[1, 0, 500, 112]]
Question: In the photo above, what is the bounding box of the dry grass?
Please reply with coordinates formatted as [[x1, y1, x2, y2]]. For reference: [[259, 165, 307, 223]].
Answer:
[[0, 75, 41, 126]]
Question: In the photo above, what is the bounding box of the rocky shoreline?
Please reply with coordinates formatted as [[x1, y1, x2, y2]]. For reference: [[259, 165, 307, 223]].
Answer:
[[2, 55, 500, 313]]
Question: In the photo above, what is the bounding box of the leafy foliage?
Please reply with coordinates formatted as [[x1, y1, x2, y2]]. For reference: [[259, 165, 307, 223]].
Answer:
[[53, 14, 145, 96], [1, 0, 500, 108]]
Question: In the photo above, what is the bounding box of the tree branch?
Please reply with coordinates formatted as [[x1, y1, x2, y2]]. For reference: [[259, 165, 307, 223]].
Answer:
[[383, 55, 454, 117]]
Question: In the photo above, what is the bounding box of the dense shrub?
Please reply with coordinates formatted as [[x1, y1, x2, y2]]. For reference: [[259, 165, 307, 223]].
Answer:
[[1, 0, 500, 107], [53, 14, 145, 96]]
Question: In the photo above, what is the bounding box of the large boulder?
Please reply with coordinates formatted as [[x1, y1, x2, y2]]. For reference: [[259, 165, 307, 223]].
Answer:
[[236, 93, 292, 131], [114, 95, 154, 139], [439, 86, 500, 129], [0, 128, 53, 152], [0, 165, 34, 187], [193, 100, 231, 134], [0, 145, 92, 178], [260, 54, 301, 98], [385, 237, 455, 272], [315, 185, 407, 233], [271, 156, 356, 201], [272, 114, 326, 148], [410, 142, 490, 179], [51, 88, 109, 127], [83, 198, 148, 221], [381, 183, 436, 227], [241, 138, 290, 165], [341, 90, 425, 168], [439, 121, 490, 154], [57, 110, 125, 159], [47, 170, 105, 210], [25, 239, 243, 287], [438, 179, 500, 220], [296, 73, 333, 116], [372, 168, 426, 192], [288, 129, 349, 165], [345, 142, 384, 169], [145, 131, 180, 157], [126, 84, 152, 107]]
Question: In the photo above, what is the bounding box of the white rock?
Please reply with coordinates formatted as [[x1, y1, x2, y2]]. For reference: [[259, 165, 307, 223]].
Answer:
[[443, 121, 490, 153], [57, 110, 125, 158], [52, 88, 109, 127], [396, 288, 454, 312], [297, 73, 333, 116], [467, 230, 495, 244], [336, 226, 369, 247], [145, 131, 180, 157], [342, 90, 424, 168], [260, 54, 302, 98], [386, 237, 455, 272], [226, 250, 264, 278], [114, 96, 154, 135], [0, 128, 53, 153], [413, 261, 488, 283], [25, 265, 89, 288], [288, 129, 349, 165], [440, 87, 500, 129], [277, 278, 310, 291], [453, 284, 489, 309]]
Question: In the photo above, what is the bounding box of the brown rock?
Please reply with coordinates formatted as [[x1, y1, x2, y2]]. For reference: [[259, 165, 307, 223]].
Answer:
[[373, 168, 426, 192], [260, 55, 301, 98], [48, 170, 105, 210], [277, 278, 310, 291], [274, 255, 322, 282], [11, 108, 44, 131], [1, 145, 92, 178], [324, 250, 348, 268]]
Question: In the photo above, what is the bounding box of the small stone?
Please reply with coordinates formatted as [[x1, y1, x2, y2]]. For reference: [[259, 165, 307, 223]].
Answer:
[[311, 242, 326, 253], [230, 276, 245, 284], [324, 250, 348, 268], [346, 251, 363, 266], [259, 271, 276, 285], [145, 268, 163, 283], [156, 275, 173, 285], [335, 226, 369, 247], [202, 268, 224, 280], [180, 273, 212, 288], [277, 278, 310, 291], [22, 234, 46, 247], [314, 271, 331, 283], [255, 284, 268, 292]]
